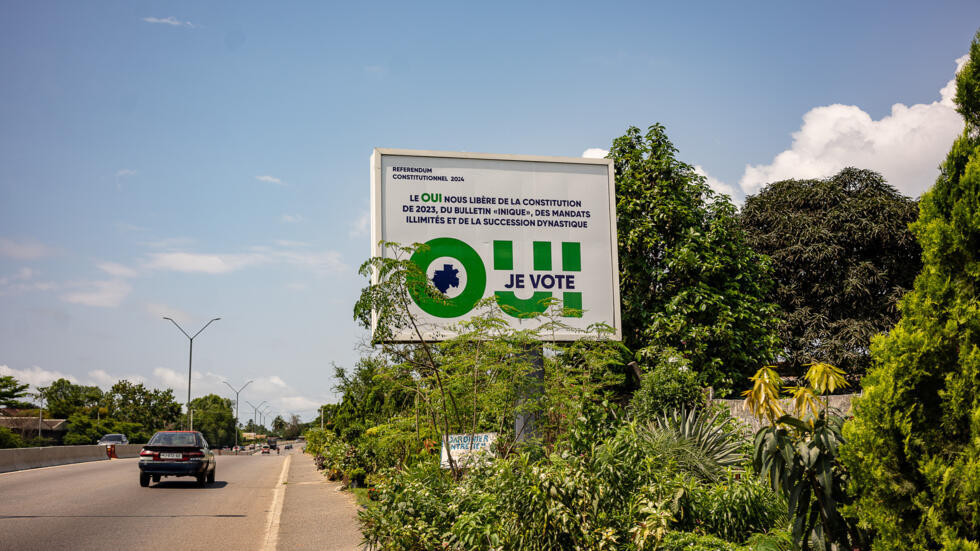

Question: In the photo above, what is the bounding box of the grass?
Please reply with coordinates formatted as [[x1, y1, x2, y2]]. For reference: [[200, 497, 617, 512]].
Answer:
[[351, 487, 376, 509]]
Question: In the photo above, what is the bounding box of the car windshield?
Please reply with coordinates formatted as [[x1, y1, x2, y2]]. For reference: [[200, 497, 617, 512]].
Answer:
[[101, 434, 123, 442], [149, 432, 199, 447]]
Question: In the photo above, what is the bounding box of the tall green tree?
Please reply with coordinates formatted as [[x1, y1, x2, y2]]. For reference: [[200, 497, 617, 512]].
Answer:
[[106, 380, 181, 431], [840, 31, 980, 550], [38, 378, 103, 419], [272, 415, 286, 434], [63, 414, 147, 445], [0, 375, 32, 408], [610, 124, 779, 394], [187, 394, 236, 447], [740, 168, 920, 379]]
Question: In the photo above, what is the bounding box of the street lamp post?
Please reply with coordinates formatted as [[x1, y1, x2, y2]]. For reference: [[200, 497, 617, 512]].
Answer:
[[260, 406, 272, 429], [163, 316, 220, 430], [246, 400, 266, 434], [223, 380, 253, 449]]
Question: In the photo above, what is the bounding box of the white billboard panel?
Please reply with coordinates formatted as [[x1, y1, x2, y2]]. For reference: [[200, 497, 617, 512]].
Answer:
[[371, 148, 620, 342]]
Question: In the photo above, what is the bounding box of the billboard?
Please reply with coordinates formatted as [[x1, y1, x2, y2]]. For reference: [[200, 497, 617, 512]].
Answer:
[[371, 148, 620, 342]]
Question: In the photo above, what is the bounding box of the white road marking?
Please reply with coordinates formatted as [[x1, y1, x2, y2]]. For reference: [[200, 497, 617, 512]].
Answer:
[[261, 454, 291, 551]]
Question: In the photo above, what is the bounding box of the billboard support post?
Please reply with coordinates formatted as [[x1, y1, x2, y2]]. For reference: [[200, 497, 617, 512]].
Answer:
[[514, 344, 544, 443]]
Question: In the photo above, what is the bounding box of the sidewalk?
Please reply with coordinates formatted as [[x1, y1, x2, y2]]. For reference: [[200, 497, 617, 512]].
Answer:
[[277, 451, 363, 550]]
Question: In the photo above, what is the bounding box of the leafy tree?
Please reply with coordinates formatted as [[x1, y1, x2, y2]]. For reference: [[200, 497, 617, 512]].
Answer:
[[0, 426, 25, 448], [272, 414, 286, 434], [106, 380, 181, 431], [282, 414, 302, 440], [62, 413, 148, 445], [0, 374, 32, 408], [630, 347, 704, 421], [741, 168, 920, 379], [840, 31, 980, 550], [610, 124, 779, 394], [38, 378, 103, 419], [187, 394, 236, 448], [746, 363, 867, 550]]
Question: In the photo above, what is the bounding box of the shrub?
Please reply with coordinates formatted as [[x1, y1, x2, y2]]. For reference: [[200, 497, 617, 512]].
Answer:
[[0, 426, 24, 448], [631, 347, 704, 421], [360, 410, 778, 551], [659, 531, 742, 551], [675, 473, 787, 543]]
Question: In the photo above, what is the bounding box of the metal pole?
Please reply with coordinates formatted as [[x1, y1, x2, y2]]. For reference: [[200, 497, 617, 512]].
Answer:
[[246, 400, 267, 436], [164, 317, 220, 430], [223, 380, 253, 449], [515, 344, 544, 443], [187, 338, 193, 429]]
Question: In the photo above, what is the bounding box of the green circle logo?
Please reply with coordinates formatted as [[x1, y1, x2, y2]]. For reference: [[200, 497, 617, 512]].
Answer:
[[409, 237, 486, 318]]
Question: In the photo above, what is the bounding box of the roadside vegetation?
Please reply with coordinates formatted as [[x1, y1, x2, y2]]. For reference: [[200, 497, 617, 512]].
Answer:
[[301, 30, 980, 550]]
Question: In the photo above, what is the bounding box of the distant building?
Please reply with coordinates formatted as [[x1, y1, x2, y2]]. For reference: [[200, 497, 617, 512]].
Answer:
[[0, 417, 67, 440]]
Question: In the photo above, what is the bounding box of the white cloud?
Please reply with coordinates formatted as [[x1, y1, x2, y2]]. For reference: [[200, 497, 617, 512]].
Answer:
[[694, 165, 738, 199], [87, 369, 121, 387], [739, 55, 968, 198], [97, 261, 138, 278], [256, 175, 285, 186], [143, 237, 195, 249], [153, 367, 187, 390], [144, 252, 263, 274], [0, 269, 56, 296], [142, 16, 195, 28], [0, 364, 76, 388], [281, 213, 304, 223], [116, 169, 137, 177], [61, 279, 132, 307], [276, 249, 346, 275], [0, 237, 52, 260], [280, 395, 322, 411], [582, 148, 608, 159], [143, 245, 346, 276], [349, 210, 369, 238]]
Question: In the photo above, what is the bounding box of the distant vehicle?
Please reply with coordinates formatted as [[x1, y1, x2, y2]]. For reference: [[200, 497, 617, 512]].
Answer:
[[267, 437, 279, 450], [284, 443, 293, 450], [97, 433, 128, 446], [138, 431, 216, 487], [261, 445, 271, 455]]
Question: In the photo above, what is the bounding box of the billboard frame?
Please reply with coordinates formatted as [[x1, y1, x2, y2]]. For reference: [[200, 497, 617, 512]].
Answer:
[[370, 148, 621, 342]]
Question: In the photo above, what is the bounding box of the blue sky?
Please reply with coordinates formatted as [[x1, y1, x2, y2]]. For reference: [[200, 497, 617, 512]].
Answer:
[[2, 1, 978, 422]]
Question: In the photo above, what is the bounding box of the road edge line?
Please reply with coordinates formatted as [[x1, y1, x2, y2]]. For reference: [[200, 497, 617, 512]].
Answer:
[[262, 454, 291, 551]]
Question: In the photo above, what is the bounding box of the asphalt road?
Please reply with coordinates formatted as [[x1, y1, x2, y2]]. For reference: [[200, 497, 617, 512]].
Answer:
[[0, 447, 357, 551]]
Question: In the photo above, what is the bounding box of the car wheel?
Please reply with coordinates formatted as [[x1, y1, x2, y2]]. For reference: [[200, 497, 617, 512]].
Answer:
[[152, 475, 160, 483], [207, 467, 215, 484], [140, 473, 150, 487]]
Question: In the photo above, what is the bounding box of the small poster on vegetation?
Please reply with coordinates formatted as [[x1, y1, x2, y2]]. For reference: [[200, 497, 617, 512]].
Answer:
[[440, 432, 497, 469]]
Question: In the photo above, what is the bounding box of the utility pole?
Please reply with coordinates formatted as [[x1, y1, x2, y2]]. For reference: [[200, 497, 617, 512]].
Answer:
[[223, 380, 253, 449], [246, 400, 266, 435], [163, 316, 220, 430]]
